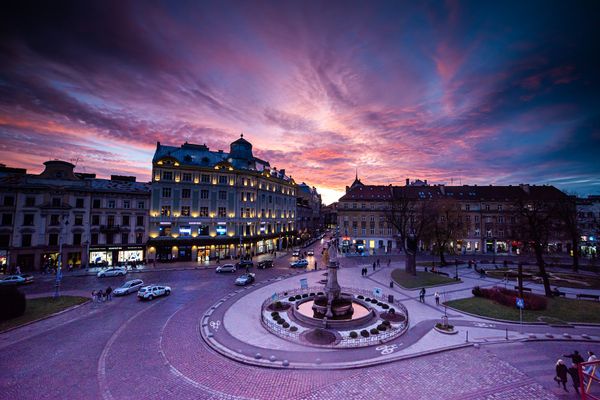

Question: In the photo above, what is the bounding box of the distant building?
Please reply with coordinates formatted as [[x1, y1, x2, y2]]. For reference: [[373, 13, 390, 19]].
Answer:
[[322, 203, 338, 229], [296, 182, 323, 241], [0, 161, 150, 272], [577, 195, 599, 257], [148, 135, 298, 262]]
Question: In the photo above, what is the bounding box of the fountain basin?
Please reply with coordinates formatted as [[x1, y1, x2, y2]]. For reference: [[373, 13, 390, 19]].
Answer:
[[292, 297, 377, 329]]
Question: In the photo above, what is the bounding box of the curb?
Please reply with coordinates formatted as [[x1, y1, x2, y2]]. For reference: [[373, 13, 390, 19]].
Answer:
[[0, 298, 91, 334]]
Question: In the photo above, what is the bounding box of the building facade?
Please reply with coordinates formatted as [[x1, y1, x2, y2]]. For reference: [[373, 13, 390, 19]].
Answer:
[[147, 136, 297, 262], [577, 195, 600, 257], [0, 161, 150, 272], [296, 182, 323, 241], [336, 178, 570, 256]]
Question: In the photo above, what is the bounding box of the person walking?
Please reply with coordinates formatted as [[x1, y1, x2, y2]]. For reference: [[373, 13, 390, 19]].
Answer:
[[372, 261, 376, 272], [419, 288, 426, 303], [434, 291, 440, 306], [106, 286, 113, 301], [564, 350, 585, 365], [91, 290, 97, 303], [568, 363, 581, 395], [97, 289, 105, 302], [387, 259, 391, 268], [554, 359, 568, 391]]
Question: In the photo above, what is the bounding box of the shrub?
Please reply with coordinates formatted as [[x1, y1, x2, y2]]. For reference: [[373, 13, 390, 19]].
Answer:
[[365, 297, 371, 302], [349, 331, 358, 339], [295, 294, 302, 300], [288, 296, 295, 302], [317, 292, 324, 296], [276, 319, 285, 325], [282, 322, 290, 328], [472, 286, 547, 310], [389, 308, 396, 314], [472, 286, 482, 297], [0, 286, 26, 320], [377, 324, 387, 331], [382, 320, 391, 326], [274, 301, 282, 308], [360, 330, 370, 338], [381, 304, 389, 309], [357, 295, 364, 300], [436, 322, 454, 330], [271, 311, 279, 317], [370, 328, 379, 335], [289, 326, 298, 332], [309, 292, 315, 297], [377, 302, 384, 307], [302, 294, 308, 298], [370, 299, 378, 304]]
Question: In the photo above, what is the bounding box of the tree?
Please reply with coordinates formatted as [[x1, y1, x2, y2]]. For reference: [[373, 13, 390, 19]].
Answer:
[[428, 199, 465, 265], [385, 187, 436, 275], [513, 196, 560, 297], [555, 193, 580, 272]]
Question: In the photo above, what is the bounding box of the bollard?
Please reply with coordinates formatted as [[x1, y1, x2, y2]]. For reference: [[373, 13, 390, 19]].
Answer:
[[466, 330, 469, 343], [389, 281, 394, 288], [505, 328, 508, 340]]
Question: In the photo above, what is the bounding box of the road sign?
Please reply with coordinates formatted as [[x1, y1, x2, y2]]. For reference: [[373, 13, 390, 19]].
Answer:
[[516, 297, 524, 309], [300, 278, 308, 289], [373, 287, 383, 297], [271, 292, 278, 301]]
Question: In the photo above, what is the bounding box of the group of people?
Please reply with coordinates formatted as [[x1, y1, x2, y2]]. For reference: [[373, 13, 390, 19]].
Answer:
[[92, 287, 113, 303], [555, 350, 598, 394]]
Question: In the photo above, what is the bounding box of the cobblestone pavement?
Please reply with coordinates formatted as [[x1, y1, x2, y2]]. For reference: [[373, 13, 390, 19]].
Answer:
[[0, 240, 595, 399]]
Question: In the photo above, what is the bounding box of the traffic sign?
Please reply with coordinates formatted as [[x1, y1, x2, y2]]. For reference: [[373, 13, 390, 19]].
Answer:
[[516, 297, 524, 309], [300, 278, 308, 289], [373, 287, 383, 297]]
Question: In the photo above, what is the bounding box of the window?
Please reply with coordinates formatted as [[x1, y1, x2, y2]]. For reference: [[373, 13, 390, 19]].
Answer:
[[161, 206, 171, 216], [465, 204, 470, 211], [486, 230, 492, 238], [122, 215, 130, 226], [73, 233, 82, 245], [485, 204, 490, 211], [3, 196, 14, 206], [49, 233, 58, 246], [50, 215, 60, 226], [137, 201, 145, 209], [107, 216, 115, 226], [218, 207, 226, 217], [162, 171, 173, 181], [76, 198, 85, 208], [106, 233, 114, 245], [91, 233, 98, 245], [370, 227, 375, 235], [498, 216, 504, 223], [182, 173, 192, 182], [22, 234, 32, 247], [52, 198, 61, 207], [108, 200, 116, 209], [199, 207, 208, 217], [181, 206, 190, 216], [197, 225, 209, 236], [74, 215, 83, 226], [1, 214, 12, 226], [475, 215, 480, 223], [0, 234, 8, 247], [201, 174, 210, 183], [218, 191, 227, 200], [474, 228, 480, 237], [23, 214, 34, 226], [182, 189, 191, 199], [269, 195, 272, 204], [121, 233, 129, 244], [93, 199, 101, 208], [498, 204, 503, 211], [200, 190, 209, 199], [218, 175, 227, 184], [123, 200, 130, 209], [92, 215, 100, 225], [25, 196, 35, 207], [136, 216, 144, 226], [162, 188, 171, 198], [136, 232, 144, 244]]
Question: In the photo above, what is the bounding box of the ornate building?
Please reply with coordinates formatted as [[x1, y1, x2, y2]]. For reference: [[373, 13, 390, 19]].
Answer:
[[148, 135, 298, 262], [0, 161, 150, 272]]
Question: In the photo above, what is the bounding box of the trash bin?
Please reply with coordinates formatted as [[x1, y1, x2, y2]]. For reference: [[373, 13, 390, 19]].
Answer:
[[389, 281, 394, 288], [388, 294, 394, 303]]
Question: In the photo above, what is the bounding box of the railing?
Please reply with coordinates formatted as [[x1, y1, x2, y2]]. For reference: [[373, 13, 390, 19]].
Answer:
[[579, 360, 600, 400]]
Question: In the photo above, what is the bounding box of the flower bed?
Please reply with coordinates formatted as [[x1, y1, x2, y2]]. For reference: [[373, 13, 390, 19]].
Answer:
[[472, 286, 547, 310]]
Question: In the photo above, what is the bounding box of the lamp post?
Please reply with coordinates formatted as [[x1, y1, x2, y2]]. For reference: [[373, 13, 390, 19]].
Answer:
[[84, 240, 90, 270], [54, 216, 69, 298]]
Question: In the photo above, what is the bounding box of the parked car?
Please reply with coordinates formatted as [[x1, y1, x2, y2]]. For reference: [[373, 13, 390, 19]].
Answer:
[[0, 275, 26, 286], [216, 264, 236, 273], [292, 249, 300, 257], [97, 267, 127, 278], [19, 274, 34, 284], [137, 284, 171, 300], [235, 273, 255, 286], [113, 279, 144, 296], [236, 260, 254, 270], [257, 259, 273, 269], [307, 250, 314, 256], [290, 259, 309, 268]]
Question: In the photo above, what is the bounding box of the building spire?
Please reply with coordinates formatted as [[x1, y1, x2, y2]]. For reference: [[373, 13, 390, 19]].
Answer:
[[240, 132, 244, 138], [355, 168, 358, 181]]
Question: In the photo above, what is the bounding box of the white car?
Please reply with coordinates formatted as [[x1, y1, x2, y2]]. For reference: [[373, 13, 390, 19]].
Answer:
[[137, 285, 171, 300], [0, 275, 26, 286], [113, 279, 144, 296], [307, 250, 314, 256], [216, 264, 236, 273], [290, 259, 309, 268], [292, 250, 300, 257], [97, 267, 127, 278]]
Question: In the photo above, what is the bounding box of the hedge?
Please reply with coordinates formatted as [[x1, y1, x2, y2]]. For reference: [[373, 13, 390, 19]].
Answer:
[[472, 286, 547, 310]]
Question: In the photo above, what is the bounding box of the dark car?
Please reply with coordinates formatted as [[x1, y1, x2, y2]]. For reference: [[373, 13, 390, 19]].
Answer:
[[257, 260, 273, 269], [236, 260, 254, 270]]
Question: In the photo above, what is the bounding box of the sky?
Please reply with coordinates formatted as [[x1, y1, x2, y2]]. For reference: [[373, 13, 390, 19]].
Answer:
[[1, 0, 599, 205]]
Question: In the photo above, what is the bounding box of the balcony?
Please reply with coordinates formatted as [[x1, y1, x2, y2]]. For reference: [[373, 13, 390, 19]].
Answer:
[[99, 224, 122, 233]]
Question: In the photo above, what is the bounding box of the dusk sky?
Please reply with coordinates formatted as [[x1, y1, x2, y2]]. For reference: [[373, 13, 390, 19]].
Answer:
[[1, 0, 599, 204]]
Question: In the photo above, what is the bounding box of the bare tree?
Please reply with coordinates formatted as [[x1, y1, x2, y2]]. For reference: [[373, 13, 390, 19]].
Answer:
[[428, 198, 465, 265], [555, 193, 580, 272], [385, 187, 436, 275]]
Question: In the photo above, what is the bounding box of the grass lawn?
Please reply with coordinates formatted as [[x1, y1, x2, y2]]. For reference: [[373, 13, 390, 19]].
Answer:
[[446, 296, 600, 323], [0, 295, 89, 332], [391, 269, 460, 289], [486, 268, 600, 290]]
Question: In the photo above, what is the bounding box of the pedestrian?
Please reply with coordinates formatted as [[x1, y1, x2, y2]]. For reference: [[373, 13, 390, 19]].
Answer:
[[387, 259, 391, 268], [554, 359, 568, 392], [372, 261, 376, 272], [98, 289, 105, 302], [564, 350, 585, 365], [106, 286, 112, 301], [91, 290, 97, 303], [377, 259, 380, 268], [568, 363, 581, 395], [419, 288, 426, 303], [15, 265, 21, 275], [434, 291, 440, 306], [584, 351, 599, 379]]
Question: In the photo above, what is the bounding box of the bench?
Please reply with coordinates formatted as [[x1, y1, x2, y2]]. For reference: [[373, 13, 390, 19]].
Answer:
[[432, 270, 450, 277], [555, 291, 566, 297], [514, 286, 532, 292], [576, 293, 600, 301]]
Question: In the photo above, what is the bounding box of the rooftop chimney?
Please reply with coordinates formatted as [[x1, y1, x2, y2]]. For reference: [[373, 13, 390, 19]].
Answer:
[[406, 178, 410, 186]]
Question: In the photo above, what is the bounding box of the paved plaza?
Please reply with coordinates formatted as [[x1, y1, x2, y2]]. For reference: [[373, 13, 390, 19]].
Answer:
[[2, 243, 600, 399]]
